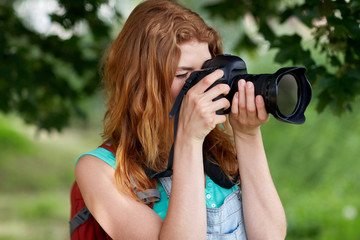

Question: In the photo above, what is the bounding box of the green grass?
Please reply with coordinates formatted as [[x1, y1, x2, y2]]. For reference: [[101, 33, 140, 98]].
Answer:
[[0, 112, 102, 240], [0, 191, 69, 240], [0, 98, 359, 239]]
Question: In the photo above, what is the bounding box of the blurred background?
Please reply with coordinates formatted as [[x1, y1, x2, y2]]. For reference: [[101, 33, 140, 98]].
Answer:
[[1, 0, 359, 239]]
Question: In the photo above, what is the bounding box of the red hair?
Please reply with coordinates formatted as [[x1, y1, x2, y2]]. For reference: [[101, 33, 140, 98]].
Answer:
[[101, 0, 237, 200]]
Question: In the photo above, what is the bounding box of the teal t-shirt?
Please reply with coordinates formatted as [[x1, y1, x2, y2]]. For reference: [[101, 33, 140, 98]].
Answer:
[[77, 147, 239, 219]]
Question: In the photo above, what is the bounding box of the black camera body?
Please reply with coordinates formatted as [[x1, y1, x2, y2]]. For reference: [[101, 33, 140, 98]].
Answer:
[[183, 54, 312, 124]]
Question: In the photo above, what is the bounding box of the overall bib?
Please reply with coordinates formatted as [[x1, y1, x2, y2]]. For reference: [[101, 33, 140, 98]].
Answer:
[[158, 177, 247, 240]]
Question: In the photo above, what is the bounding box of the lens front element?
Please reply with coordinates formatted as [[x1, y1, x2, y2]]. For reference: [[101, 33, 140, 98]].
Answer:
[[277, 74, 299, 117]]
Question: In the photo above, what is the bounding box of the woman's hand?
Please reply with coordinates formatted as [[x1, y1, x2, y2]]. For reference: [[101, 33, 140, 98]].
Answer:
[[177, 70, 230, 144], [229, 79, 269, 138]]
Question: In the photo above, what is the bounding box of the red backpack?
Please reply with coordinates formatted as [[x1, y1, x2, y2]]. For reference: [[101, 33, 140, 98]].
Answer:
[[69, 142, 160, 239]]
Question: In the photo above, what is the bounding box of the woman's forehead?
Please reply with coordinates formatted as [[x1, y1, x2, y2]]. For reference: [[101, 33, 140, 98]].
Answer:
[[178, 40, 211, 70]]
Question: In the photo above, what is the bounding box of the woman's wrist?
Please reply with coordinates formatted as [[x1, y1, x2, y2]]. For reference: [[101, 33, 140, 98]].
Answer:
[[233, 127, 265, 169], [233, 126, 262, 142], [175, 128, 204, 149]]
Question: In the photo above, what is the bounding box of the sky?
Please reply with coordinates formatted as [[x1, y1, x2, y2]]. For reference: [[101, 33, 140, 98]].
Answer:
[[14, 0, 140, 38]]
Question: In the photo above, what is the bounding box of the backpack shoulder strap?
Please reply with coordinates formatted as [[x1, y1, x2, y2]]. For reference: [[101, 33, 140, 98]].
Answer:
[[69, 205, 91, 236], [98, 141, 161, 204], [99, 141, 115, 155]]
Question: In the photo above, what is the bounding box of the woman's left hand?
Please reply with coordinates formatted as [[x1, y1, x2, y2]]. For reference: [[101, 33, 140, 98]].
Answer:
[[229, 79, 269, 137]]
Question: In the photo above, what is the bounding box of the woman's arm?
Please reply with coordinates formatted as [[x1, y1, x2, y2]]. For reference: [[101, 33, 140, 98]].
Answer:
[[229, 79, 287, 239], [160, 137, 206, 239], [235, 130, 287, 239], [75, 155, 163, 240], [162, 69, 230, 239]]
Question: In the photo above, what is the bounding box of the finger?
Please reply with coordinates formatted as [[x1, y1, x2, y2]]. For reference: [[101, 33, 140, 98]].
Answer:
[[190, 69, 224, 94], [213, 114, 228, 125], [246, 82, 257, 123], [238, 79, 247, 121], [202, 111, 227, 131], [209, 97, 231, 113], [256, 95, 268, 122], [231, 92, 239, 115], [203, 82, 230, 101]]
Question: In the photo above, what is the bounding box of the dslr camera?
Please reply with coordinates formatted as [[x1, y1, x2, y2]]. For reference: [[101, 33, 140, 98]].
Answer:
[[171, 54, 312, 124]]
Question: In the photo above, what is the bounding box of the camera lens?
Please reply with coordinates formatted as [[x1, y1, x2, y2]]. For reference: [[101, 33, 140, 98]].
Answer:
[[277, 74, 299, 117]]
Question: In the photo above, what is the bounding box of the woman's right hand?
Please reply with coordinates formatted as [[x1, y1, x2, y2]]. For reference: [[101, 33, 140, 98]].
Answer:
[[176, 69, 230, 144]]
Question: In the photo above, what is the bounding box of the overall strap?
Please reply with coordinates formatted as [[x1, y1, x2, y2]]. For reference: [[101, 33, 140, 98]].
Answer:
[[136, 188, 161, 204], [158, 177, 172, 198]]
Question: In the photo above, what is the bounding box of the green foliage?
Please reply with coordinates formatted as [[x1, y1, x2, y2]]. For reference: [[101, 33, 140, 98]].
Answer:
[[1, 0, 360, 131], [204, 0, 360, 116], [0, 114, 31, 152], [0, 0, 121, 131]]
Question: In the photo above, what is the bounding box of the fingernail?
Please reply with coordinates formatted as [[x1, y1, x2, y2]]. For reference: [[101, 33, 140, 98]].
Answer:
[[256, 95, 263, 103], [256, 96, 261, 103], [240, 80, 246, 86], [247, 82, 252, 88], [216, 69, 224, 77]]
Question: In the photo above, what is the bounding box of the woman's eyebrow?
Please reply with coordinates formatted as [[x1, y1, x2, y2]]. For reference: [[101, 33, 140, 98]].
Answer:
[[177, 66, 194, 71]]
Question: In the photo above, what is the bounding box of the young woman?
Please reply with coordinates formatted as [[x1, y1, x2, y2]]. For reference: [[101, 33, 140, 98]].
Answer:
[[75, 0, 287, 239]]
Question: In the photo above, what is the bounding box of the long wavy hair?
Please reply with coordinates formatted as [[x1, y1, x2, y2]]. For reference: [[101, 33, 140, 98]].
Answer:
[[101, 0, 238, 201]]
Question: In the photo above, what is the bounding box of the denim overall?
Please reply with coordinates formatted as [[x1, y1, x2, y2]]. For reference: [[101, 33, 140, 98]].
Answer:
[[158, 177, 247, 240]]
